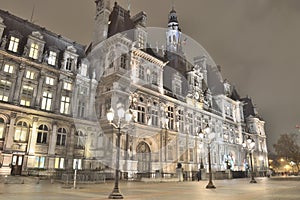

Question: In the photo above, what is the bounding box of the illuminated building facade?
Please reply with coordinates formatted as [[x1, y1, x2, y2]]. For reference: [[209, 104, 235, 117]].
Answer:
[[0, 1, 268, 178]]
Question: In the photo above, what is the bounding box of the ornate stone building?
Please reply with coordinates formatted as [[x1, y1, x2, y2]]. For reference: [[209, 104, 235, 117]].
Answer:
[[0, 1, 268, 179]]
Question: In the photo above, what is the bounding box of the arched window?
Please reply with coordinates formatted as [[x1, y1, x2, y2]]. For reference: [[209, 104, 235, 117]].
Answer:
[[56, 128, 67, 146], [37, 124, 48, 144], [14, 121, 28, 142], [173, 35, 177, 43], [75, 130, 86, 149], [0, 118, 5, 139]]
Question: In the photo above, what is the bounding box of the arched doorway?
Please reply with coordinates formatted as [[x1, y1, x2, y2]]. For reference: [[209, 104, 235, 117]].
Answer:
[[136, 142, 151, 174]]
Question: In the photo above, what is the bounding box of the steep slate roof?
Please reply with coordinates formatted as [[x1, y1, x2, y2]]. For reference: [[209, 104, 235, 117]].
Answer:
[[207, 65, 225, 96], [0, 9, 86, 68], [108, 2, 135, 39], [241, 97, 262, 120]]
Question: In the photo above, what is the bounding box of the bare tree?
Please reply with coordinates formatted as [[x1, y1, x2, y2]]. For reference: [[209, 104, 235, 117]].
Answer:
[[273, 133, 300, 173]]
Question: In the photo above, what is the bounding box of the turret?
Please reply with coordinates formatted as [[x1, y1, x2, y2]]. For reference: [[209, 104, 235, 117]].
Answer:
[[166, 7, 182, 53], [93, 0, 111, 47]]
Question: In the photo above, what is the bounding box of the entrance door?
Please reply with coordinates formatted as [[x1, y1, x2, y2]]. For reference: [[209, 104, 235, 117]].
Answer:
[[11, 155, 23, 175], [136, 142, 151, 174]]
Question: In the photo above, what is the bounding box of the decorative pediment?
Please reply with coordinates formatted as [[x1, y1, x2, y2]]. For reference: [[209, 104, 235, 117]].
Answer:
[[31, 31, 44, 40], [67, 45, 77, 53]]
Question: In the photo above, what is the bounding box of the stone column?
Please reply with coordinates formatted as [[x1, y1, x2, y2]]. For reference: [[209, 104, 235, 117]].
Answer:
[[35, 73, 46, 109], [48, 121, 58, 169], [66, 125, 75, 169], [27, 117, 38, 155], [12, 65, 25, 104], [54, 79, 63, 113], [4, 112, 17, 150]]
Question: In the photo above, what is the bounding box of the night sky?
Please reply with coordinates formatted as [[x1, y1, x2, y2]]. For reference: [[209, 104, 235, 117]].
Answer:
[[1, 0, 300, 152]]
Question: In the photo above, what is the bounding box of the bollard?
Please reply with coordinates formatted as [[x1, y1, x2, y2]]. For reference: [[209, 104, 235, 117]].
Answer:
[[50, 178, 54, 184], [21, 179, 24, 184], [36, 177, 40, 184], [4, 175, 8, 184]]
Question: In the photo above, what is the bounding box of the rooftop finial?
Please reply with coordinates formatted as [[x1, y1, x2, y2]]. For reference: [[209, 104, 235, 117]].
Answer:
[[127, 0, 131, 12], [30, 4, 35, 23], [171, 0, 175, 11]]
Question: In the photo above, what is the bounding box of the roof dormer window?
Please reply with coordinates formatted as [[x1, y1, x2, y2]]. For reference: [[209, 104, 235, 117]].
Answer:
[[48, 51, 57, 66], [29, 43, 39, 59], [8, 36, 19, 53], [66, 57, 74, 71]]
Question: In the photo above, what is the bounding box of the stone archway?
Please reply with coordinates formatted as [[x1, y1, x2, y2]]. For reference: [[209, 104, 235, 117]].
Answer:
[[136, 141, 151, 173]]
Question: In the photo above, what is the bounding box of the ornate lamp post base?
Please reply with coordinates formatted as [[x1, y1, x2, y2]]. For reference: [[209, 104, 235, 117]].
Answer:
[[108, 188, 124, 199], [250, 179, 257, 184], [206, 181, 216, 189], [250, 173, 257, 183]]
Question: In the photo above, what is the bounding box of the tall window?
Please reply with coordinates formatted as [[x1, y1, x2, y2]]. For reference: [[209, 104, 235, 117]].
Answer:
[[189, 148, 194, 162], [175, 82, 181, 95], [29, 43, 39, 59], [138, 33, 144, 49], [20, 86, 34, 106], [3, 64, 14, 73], [151, 107, 159, 127], [179, 146, 185, 162], [75, 130, 85, 149], [178, 109, 184, 132], [60, 96, 70, 114], [41, 91, 52, 111], [139, 65, 145, 80], [120, 54, 127, 69], [152, 72, 158, 85], [187, 113, 193, 135], [25, 70, 35, 80], [8, 36, 19, 52], [105, 98, 111, 111], [37, 124, 48, 144], [0, 80, 11, 102], [14, 121, 28, 142], [35, 156, 45, 168], [0, 118, 5, 139], [167, 106, 174, 130], [56, 128, 67, 146], [66, 57, 73, 71], [137, 106, 145, 124], [48, 51, 57, 66], [54, 157, 64, 169], [77, 101, 85, 118], [45, 77, 54, 85], [63, 82, 72, 90]]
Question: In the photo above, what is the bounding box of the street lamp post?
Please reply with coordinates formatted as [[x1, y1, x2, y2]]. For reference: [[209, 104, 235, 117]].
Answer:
[[198, 125, 216, 189], [107, 105, 132, 199], [160, 113, 169, 178], [242, 135, 257, 184]]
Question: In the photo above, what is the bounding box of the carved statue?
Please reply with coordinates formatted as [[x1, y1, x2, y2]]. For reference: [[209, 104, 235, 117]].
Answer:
[[0, 35, 7, 49], [23, 46, 28, 56], [42, 51, 49, 63]]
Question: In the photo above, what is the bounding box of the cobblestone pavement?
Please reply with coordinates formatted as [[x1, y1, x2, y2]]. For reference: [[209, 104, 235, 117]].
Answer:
[[0, 176, 300, 200]]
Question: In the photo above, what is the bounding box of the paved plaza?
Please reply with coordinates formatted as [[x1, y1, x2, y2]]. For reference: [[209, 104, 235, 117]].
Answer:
[[0, 176, 299, 200]]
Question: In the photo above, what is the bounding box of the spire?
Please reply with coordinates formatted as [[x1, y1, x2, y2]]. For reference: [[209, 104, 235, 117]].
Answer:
[[127, 0, 131, 12], [168, 2, 178, 24], [166, 3, 182, 53], [171, 0, 175, 11]]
